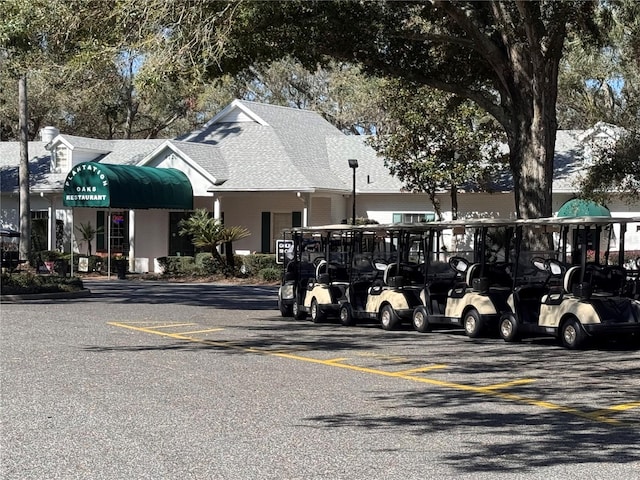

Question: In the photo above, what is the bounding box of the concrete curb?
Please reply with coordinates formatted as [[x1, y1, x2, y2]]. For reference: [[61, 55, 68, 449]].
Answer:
[[1, 289, 92, 303]]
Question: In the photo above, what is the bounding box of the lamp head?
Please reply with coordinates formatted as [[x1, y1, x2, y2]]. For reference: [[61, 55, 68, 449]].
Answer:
[[348, 159, 359, 169]]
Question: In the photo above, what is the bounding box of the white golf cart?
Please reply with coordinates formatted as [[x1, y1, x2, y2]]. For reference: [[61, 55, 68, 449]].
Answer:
[[499, 216, 640, 349]]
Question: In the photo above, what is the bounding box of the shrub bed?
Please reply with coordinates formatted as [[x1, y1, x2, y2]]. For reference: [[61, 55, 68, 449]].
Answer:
[[1, 273, 84, 295]]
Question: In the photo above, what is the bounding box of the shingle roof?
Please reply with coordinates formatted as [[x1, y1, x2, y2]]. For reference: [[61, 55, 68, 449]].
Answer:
[[0, 101, 597, 196], [182, 100, 352, 192], [0, 139, 165, 193]]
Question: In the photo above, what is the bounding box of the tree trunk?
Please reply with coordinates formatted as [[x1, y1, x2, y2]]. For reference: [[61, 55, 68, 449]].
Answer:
[[507, 45, 560, 219], [427, 188, 442, 221], [450, 183, 458, 220], [509, 120, 557, 219], [18, 74, 31, 261], [225, 241, 235, 269]]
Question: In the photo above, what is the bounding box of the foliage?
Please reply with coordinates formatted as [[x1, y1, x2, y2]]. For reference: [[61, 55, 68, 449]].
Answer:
[[238, 254, 278, 275], [36, 250, 64, 262], [370, 81, 507, 220], [235, 57, 386, 135], [207, 1, 605, 219], [579, 129, 640, 204], [0, 272, 83, 295], [156, 256, 195, 275], [74, 221, 104, 256], [0, 0, 227, 140], [178, 209, 250, 274], [557, 0, 640, 199], [154, 253, 278, 281], [258, 267, 281, 282], [558, 0, 640, 130]]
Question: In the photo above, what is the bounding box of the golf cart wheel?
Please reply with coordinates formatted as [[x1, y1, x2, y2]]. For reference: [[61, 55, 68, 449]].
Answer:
[[499, 314, 520, 342], [463, 308, 483, 338], [413, 306, 430, 333], [292, 301, 306, 320], [310, 298, 325, 323], [561, 316, 586, 349], [380, 304, 399, 331], [339, 304, 355, 326]]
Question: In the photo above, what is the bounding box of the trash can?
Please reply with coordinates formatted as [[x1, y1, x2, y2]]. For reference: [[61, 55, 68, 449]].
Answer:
[[114, 259, 127, 280]]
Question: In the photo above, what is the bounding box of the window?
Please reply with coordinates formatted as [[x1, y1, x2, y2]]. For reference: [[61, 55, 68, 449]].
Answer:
[[31, 211, 48, 251], [110, 212, 128, 254], [96, 211, 129, 254], [392, 212, 436, 224], [53, 146, 70, 172], [169, 212, 195, 256]]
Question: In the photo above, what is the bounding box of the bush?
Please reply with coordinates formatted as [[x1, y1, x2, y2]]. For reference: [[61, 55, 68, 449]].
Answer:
[[157, 256, 196, 275], [153, 253, 281, 282], [0, 272, 84, 295], [259, 267, 281, 282], [240, 254, 278, 275], [195, 252, 221, 275]]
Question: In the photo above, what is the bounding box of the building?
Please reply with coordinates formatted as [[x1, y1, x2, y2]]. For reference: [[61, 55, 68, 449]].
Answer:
[[1, 100, 639, 272]]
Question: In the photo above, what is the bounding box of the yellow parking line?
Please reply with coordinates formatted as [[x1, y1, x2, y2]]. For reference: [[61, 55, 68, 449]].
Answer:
[[108, 321, 629, 426], [592, 402, 640, 416], [393, 365, 448, 376], [324, 357, 349, 364], [357, 352, 408, 363], [252, 347, 310, 354], [272, 354, 620, 425], [177, 328, 225, 335], [481, 379, 537, 391], [147, 323, 197, 329]]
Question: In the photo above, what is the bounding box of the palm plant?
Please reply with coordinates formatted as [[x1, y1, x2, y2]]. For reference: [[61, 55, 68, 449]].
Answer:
[[178, 209, 251, 274], [75, 221, 103, 256]]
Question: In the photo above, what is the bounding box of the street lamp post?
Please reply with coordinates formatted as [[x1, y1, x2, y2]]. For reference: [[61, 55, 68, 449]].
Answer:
[[348, 159, 358, 225]]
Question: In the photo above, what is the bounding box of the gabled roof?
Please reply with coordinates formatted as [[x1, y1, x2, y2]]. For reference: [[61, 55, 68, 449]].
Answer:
[[47, 135, 112, 153], [0, 138, 165, 193], [180, 100, 353, 192], [138, 140, 229, 191], [0, 100, 611, 197]]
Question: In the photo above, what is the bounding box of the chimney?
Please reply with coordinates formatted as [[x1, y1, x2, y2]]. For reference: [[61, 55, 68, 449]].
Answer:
[[40, 126, 60, 143]]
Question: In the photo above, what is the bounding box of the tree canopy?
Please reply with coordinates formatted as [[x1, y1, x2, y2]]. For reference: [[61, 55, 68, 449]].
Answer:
[[205, 1, 604, 218], [370, 80, 507, 220], [3, 0, 638, 217]]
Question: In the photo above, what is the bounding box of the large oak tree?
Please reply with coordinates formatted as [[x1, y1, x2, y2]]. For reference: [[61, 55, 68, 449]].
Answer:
[[209, 1, 603, 219]]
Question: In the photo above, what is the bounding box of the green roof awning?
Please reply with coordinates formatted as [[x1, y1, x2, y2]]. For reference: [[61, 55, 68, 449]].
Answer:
[[63, 162, 193, 210], [557, 198, 611, 218]]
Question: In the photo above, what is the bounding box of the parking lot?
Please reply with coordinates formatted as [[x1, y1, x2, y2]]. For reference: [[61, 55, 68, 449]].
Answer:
[[2, 280, 639, 479]]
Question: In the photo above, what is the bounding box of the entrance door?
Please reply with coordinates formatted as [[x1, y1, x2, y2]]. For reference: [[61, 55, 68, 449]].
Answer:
[[169, 212, 195, 256], [272, 213, 292, 254]]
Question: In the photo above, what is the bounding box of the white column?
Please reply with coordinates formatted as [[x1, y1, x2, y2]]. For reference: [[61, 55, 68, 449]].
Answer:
[[47, 204, 54, 250], [67, 208, 74, 253], [128, 209, 135, 273], [214, 196, 222, 221], [297, 192, 308, 227]]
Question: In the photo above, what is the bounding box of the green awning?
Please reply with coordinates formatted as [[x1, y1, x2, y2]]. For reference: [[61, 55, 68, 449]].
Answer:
[[63, 162, 193, 210], [557, 198, 611, 218]]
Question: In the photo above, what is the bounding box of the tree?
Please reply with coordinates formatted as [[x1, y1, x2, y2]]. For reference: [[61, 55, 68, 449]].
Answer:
[[202, 1, 604, 219], [556, 0, 640, 202], [370, 81, 507, 220], [18, 75, 30, 261], [579, 129, 640, 205], [178, 209, 250, 274], [74, 221, 104, 256]]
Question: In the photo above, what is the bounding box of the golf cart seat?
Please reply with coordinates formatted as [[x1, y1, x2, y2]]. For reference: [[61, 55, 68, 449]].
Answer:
[[383, 263, 404, 287]]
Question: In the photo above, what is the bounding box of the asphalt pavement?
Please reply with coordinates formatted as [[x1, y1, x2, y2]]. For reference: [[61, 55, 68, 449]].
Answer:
[[1, 279, 639, 479]]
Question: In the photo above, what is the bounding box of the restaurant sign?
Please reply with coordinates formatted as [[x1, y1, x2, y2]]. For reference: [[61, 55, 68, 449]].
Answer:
[[63, 163, 110, 207]]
